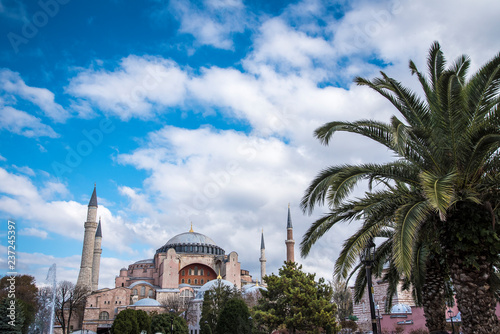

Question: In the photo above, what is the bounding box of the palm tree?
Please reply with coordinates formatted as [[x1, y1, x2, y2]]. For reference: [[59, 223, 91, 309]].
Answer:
[[302, 184, 450, 332], [300, 42, 500, 333]]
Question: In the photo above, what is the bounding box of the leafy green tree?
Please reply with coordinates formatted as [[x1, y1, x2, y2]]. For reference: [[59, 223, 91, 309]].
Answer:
[[300, 41, 500, 333], [151, 312, 188, 334], [0, 297, 25, 334], [215, 298, 252, 334], [0, 275, 38, 334], [255, 262, 339, 334], [200, 281, 237, 334]]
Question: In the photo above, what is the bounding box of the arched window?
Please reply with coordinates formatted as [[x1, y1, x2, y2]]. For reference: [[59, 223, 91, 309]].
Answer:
[[182, 270, 185, 276], [200, 269, 204, 276], [121, 283, 124, 287], [194, 279, 198, 285], [201, 279, 204, 285], [194, 266, 198, 275], [133, 289, 138, 295], [181, 278, 185, 284], [148, 289, 154, 298], [99, 311, 109, 320], [188, 279, 191, 284], [140, 286, 145, 296]]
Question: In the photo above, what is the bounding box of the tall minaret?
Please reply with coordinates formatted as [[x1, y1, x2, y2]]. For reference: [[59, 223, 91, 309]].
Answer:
[[91, 217, 102, 291], [285, 204, 295, 262], [76, 185, 98, 290], [259, 229, 266, 282]]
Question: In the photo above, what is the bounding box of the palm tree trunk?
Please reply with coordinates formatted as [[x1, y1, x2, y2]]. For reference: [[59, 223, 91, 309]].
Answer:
[[448, 254, 499, 334], [421, 257, 447, 333], [442, 203, 500, 334]]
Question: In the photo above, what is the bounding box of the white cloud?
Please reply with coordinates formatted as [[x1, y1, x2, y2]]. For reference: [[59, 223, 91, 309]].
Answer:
[[169, 0, 248, 49], [67, 56, 188, 120], [19, 227, 48, 239], [244, 18, 336, 78], [0, 106, 59, 138], [0, 69, 69, 122], [12, 165, 35, 176]]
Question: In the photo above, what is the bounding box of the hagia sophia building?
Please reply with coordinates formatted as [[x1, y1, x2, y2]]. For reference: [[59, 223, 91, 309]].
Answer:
[[61, 185, 296, 334]]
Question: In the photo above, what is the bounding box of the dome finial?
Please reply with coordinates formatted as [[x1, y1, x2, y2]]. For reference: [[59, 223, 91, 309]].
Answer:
[[256, 279, 259, 287], [189, 222, 194, 233], [217, 269, 222, 280]]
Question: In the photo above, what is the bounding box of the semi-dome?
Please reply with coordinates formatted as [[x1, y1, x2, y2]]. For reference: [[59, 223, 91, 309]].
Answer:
[[156, 231, 225, 255], [132, 297, 161, 307], [390, 303, 412, 314], [194, 278, 236, 300], [243, 284, 267, 295]]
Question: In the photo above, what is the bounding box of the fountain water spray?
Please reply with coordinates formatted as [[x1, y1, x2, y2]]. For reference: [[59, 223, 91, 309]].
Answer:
[[46, 264, 57, 334]]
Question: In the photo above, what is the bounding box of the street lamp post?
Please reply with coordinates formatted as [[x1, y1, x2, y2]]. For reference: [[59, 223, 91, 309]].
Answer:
[[170, 309, 176, 334], [361, 238, 378, 334], [448, 309, 455, 334], [376, 303, 382, 333]]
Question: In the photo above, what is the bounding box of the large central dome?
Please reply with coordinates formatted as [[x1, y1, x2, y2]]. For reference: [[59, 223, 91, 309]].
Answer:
[[156, 231, 225, 255], [166, 232, 217, 246]]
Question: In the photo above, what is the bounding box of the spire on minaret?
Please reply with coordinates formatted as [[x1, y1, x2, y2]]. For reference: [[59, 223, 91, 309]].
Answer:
[[189, 222, 194, 233], [95, 217, 102, 238], [260, 228, 266, 283], [285, 204, 295, 263], [89, 184, 98, 207], [287, 203, 293, 228], [261, 228, 265, 250]]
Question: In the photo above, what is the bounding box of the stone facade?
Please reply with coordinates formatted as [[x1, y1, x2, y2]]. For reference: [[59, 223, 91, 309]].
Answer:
[[79, 225, 257, 333]]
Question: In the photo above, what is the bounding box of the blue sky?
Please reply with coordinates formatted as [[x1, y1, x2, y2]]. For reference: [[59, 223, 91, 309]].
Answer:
[[0, 0, 499, 288]]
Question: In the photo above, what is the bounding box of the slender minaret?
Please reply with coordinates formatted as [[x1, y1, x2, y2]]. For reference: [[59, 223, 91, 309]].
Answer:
[[285, 204, 295, 262], [259, 229, 266, 282], [76, 185, 98, 290], [91, 217, 102, 291]]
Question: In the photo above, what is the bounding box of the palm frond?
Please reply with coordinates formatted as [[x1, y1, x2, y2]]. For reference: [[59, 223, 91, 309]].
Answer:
[[393, 201, 431, 277], [419, 170, 457, 219]]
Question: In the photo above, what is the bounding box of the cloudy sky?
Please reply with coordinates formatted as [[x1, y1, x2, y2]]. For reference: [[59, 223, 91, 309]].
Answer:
[[0, 0, 498, 289]]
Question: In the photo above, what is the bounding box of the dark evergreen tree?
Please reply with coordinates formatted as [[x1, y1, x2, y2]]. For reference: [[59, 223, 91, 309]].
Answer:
[[151, 312, 188, 334], [199, 281, 237, 334], [136, 309, 152, 334], [111, 309, 139, 334], [215, 298, 252, 334], [0, 297, 26, 334], [254, 262, 340, 334]]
